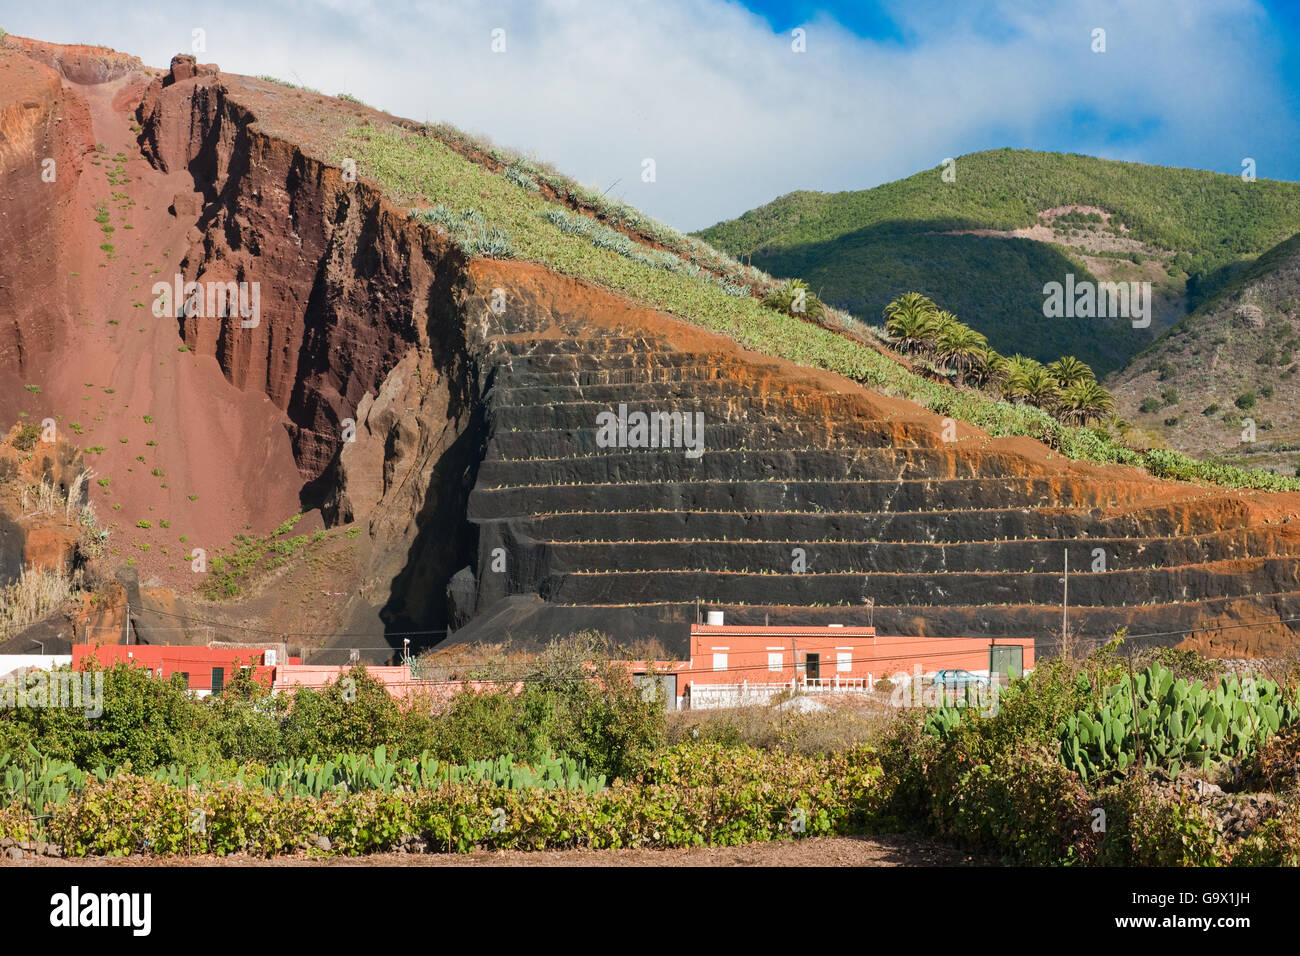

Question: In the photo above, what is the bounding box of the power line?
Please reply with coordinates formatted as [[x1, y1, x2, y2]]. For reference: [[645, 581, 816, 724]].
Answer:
[[80, 603, 448, 639]]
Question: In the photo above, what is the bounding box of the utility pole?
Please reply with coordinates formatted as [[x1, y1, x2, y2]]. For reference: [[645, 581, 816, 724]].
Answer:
[[1060, 549, 1069, 657], [124, 601, 131, 646], [792, 633, 798, 691]]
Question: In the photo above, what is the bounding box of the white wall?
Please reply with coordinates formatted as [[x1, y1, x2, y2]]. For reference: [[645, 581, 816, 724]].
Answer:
[[0, 655, 72, 679]]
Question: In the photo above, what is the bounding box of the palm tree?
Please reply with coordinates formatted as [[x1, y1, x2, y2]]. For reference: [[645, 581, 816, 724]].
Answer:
[[935, 322, 988, 386], [882, 293, 938, 355], [971, 349, 1010, 393], [1003, 355, 1060, 409], [1046, 355, 1095, 389], [925, 310, 961, 360], [1001, 354, 1041, 402], [1020, 366, 1062, 409], [1059, 379, 1115, 425]]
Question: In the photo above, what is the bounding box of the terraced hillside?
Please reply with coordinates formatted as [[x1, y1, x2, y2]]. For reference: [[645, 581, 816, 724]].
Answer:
[[448, 271, 1300, 656]]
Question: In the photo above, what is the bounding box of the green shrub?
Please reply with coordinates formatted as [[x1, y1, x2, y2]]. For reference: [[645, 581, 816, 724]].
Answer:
[[280, 667, 418, 758], [11, 422, 41, 451], [2, 663, 212, 770], [428, 688, 554, 765], [1093, 775, 1229, 866], [37, 742, 885, 856]]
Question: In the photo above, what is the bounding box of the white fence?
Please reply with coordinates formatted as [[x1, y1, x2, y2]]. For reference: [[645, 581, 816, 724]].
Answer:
[[688, 676, 874, 710]]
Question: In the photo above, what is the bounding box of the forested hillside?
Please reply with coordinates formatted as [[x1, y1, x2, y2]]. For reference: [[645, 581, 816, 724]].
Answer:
[[698, 149, 1300, 375]]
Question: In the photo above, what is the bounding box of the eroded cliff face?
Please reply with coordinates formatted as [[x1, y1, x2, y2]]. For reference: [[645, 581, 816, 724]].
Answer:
[[135, 57, 489, 635], [0, 43, 94, 381]]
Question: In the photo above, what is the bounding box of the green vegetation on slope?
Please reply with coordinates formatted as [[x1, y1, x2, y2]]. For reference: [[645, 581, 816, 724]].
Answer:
[[696, 149, 1300, 374], [1110, 232, 1300, 472], [700, 148, 1300, 270], [336, 124, 1300, 491]]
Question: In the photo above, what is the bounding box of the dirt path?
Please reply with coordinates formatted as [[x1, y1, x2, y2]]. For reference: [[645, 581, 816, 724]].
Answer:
[[8, 835, 986, 867]]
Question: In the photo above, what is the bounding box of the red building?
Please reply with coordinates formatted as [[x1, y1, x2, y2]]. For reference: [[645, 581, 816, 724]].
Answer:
[[72, 644, 292, 695], [680, 619, 1034, 709]]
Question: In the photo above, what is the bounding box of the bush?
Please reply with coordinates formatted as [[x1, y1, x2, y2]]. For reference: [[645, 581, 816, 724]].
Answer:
[[946, 744, 1100, 865], [2, 663, 211, 770], [1094, 775, 1229, 866], [875, 645, 1300, 865], [428, 688, 553, 765], [40, 743, 885, 856], [1232, 803, 1300, 866], [11, 422, 41, 451], [280, 667, 419, 759], [1239, 723, 1300, 792]]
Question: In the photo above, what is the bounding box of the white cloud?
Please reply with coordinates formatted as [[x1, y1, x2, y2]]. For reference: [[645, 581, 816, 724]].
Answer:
[[0, 0, 1292, 230]]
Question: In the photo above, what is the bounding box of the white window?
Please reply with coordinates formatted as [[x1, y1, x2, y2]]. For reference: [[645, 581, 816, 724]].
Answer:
[[768, 652, 783, 672], [712, 652, 728, 673], [837, 652, 852, 673]]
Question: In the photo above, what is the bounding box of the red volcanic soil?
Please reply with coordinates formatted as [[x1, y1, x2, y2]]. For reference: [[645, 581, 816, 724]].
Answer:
[[0, 44, 303, 591]]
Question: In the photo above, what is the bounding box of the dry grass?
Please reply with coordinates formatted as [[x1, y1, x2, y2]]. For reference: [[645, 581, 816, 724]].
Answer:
[[0, 565, 76, 637], [667, 695, 896, 755], [20, 469, 95, 521]]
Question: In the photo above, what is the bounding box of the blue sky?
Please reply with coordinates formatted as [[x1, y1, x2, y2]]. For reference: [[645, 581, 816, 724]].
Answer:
[[1, 0, 1296, 230]]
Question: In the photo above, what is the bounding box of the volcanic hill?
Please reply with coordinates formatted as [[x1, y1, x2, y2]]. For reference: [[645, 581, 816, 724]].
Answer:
[[1, 36, 1300, 660]]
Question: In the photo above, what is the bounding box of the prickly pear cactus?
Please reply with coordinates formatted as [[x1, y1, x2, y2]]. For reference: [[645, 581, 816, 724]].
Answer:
[[1058, 664, 1300, 782]]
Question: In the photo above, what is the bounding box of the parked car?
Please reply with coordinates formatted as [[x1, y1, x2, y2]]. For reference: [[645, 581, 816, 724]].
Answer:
[[930, 669, 989, 689]]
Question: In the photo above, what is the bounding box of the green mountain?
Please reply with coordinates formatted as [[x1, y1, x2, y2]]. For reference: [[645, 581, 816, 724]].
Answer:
[[696, 149, 1300, 376], [1108, 231, 1300, 474]]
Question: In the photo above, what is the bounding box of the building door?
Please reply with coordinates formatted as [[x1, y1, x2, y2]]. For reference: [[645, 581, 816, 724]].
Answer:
[[634, 673, 679, 710], [211, 667, 225, 694], [660, 674, 678, 710], [805, 653, 820, 681]]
